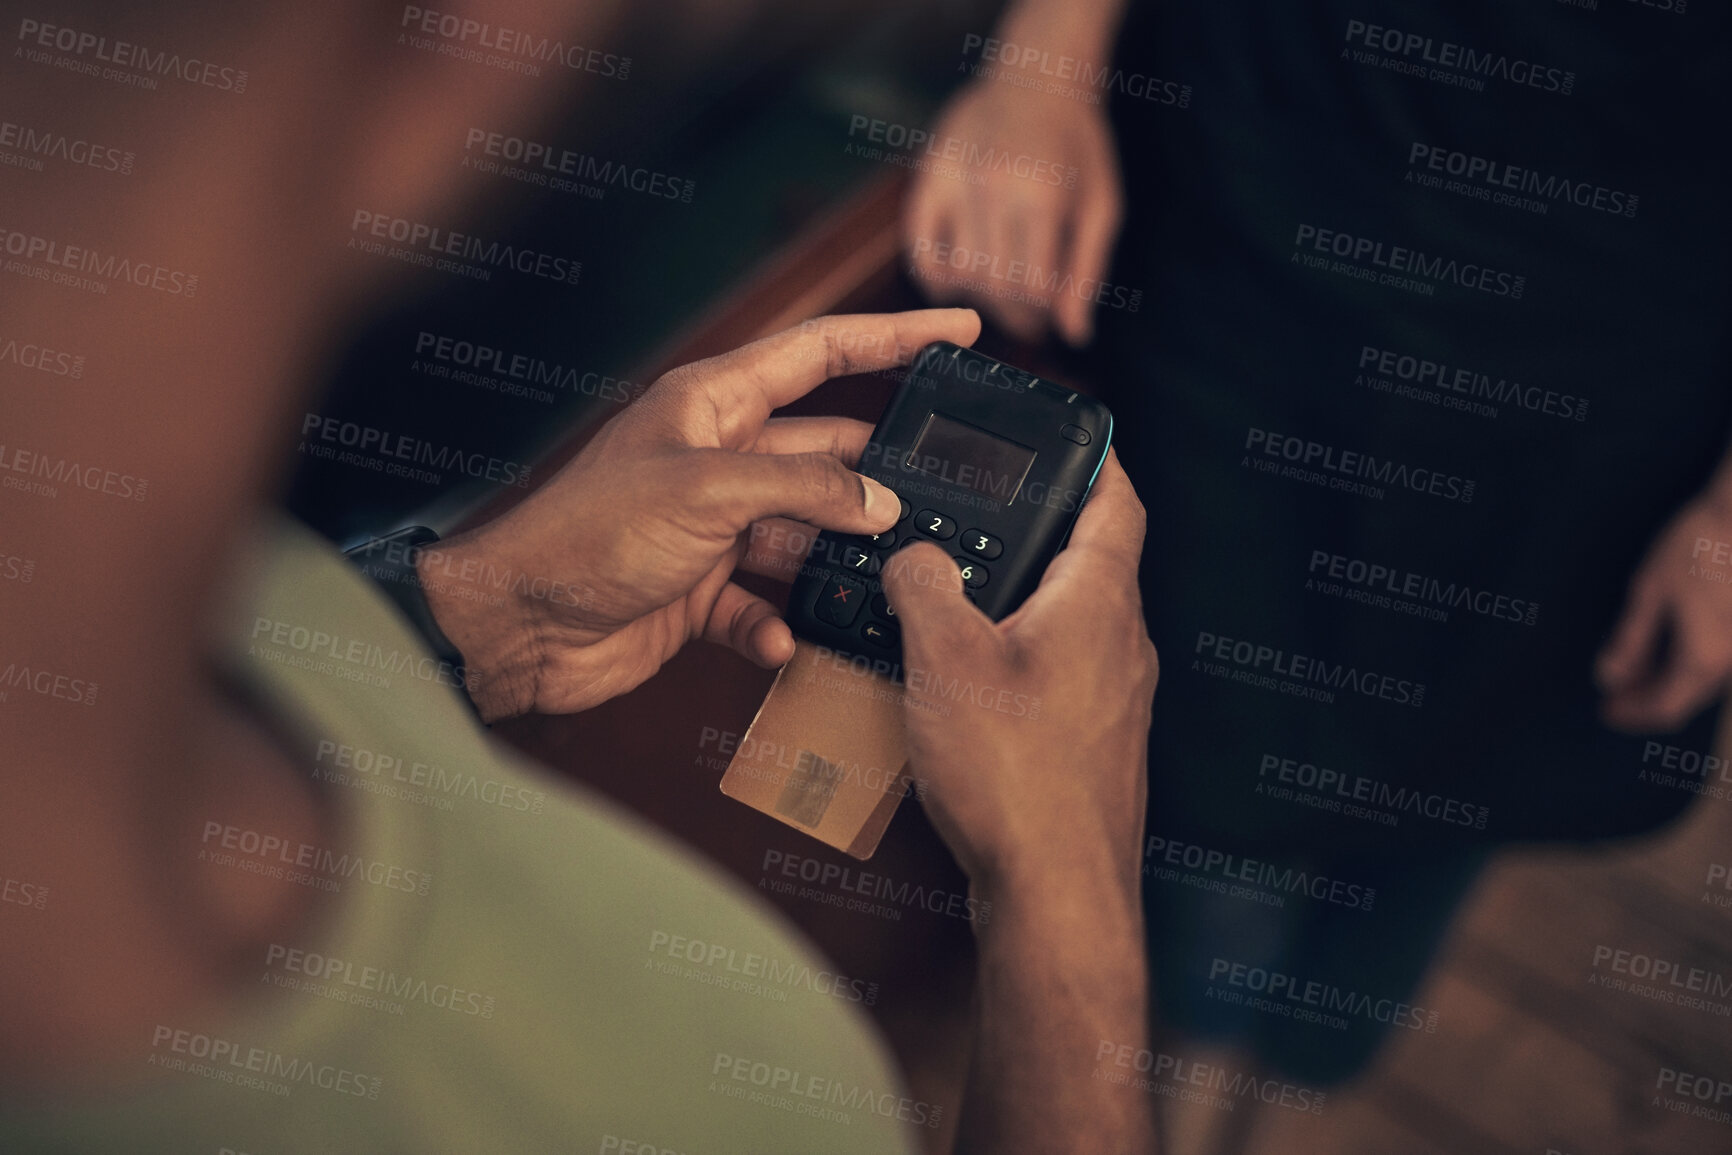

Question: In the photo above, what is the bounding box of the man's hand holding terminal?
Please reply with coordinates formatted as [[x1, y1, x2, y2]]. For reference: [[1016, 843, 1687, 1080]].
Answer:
[[885, 452, 1161, 1153], [417, 309, 981, 721]]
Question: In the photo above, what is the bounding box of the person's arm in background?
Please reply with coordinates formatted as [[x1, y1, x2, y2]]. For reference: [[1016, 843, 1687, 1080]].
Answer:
[[883, 458, 1159, 1153], [904, 0, 1130, 345], [1599, 453, 1732, 730]]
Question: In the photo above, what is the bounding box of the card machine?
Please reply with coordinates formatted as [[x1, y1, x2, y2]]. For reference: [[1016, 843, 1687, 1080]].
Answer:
[[788, 341, 1112, 671]]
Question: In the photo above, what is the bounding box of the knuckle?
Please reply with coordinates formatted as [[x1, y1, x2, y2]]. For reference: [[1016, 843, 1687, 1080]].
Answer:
[[1109, 602, 1148, 648], [652, 358, 711, 399], [800, 451, 858, 506], [821, 323, 891, 379], [647, 364, 689, 395], [630, 368, 713, 435]]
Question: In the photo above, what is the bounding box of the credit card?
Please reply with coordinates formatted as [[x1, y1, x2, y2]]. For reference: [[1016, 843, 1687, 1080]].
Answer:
[[719, 640, 909, 859]]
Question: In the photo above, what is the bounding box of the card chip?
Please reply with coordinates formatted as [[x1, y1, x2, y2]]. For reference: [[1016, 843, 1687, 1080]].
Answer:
[[775, 750, 843, 827]]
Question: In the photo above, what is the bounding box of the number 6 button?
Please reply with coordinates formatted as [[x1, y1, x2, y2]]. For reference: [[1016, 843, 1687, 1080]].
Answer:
[[962, 530, 1002, 560], [954, 559, 989, 589], [915, 509, 956, 540]]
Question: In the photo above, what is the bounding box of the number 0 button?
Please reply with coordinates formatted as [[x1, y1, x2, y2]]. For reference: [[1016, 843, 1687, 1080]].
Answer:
[[954, 559, 989, 589], [915, 510, 956, 540], [962, 530, 1002, 560]]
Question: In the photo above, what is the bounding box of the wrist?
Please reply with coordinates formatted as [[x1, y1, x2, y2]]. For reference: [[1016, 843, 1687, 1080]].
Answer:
[[414, 531, 545, 722], [971, 839, 1144, 941], [970, 866, 1148, 997], [995, 0, 1127, 76]]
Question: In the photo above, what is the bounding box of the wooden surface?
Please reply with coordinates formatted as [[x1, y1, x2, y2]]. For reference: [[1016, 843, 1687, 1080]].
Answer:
[[483, 168, 1732, 1154], [1168, 767, 1732, 1155]]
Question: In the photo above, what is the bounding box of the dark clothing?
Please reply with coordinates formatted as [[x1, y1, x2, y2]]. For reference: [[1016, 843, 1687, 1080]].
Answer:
[[1097, 0, 1732, 1081], [1104, 0, 1732, 857]]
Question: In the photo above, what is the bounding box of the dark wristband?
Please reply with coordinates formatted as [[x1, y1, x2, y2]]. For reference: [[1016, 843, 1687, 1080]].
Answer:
[[342, 526, 481, 718]]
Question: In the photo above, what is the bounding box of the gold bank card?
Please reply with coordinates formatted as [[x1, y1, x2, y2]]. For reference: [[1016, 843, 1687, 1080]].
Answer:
[[719, 640, 909, 860]]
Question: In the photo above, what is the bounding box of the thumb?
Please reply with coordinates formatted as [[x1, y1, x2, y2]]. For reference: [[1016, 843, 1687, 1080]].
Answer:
[[881, 542, 997, 674], [704, 449, 901, 538]]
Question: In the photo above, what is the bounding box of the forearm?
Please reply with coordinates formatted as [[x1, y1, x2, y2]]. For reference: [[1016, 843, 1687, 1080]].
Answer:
[[955, 865, 1156, 1154]]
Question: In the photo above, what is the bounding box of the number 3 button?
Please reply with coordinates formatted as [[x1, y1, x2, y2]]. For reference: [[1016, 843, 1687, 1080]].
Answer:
[[915, 509, 956, 540], [961, 530, 1002, 560]]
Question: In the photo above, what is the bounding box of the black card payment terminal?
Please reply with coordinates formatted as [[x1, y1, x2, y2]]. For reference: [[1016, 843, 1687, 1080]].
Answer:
[[787, 341, 1112, 673]]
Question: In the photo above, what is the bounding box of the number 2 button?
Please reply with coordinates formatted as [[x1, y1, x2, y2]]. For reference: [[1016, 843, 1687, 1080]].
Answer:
[[915, 510, 956, 540]]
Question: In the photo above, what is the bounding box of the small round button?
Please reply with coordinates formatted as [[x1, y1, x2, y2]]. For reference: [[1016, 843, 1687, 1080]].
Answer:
[[915, 509, 957, 540], [954, 559, 989, 589], [1060, 423, 1092, 446], [860, 620, 899, 648], [961, 530, 1003, 560], [841, 546, 881, 576]]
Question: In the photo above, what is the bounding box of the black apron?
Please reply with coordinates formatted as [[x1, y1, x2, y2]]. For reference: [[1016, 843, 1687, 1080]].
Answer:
[[1099, 0, 1732, 857]]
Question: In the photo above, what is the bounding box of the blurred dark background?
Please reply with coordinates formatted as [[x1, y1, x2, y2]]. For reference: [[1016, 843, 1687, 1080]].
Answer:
[[289, 0, 1010, 544]]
